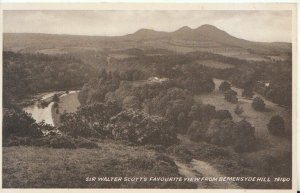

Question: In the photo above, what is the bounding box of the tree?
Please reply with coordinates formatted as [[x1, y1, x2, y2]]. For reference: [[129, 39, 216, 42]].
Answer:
[[242, 88, 254, 98], [268, 115, 285, 136], [53, 94, 60, 103], [232, 119, 256, 152], [252, 97, 265, 111], [219, 81, 231, 92], [214, 110, 232, 120], [224, 89, 238, 103], [205, 119, 235, 146], [106, 109, 178, 146], [234, 105, 244, 115]]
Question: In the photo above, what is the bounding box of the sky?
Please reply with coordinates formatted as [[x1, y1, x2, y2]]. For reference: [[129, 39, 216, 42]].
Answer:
[[3, 10, 292, 42]]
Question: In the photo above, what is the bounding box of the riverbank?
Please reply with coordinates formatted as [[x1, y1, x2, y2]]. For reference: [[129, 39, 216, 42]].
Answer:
[[22, 90, 80, 126], [51, 91, 81, 126]]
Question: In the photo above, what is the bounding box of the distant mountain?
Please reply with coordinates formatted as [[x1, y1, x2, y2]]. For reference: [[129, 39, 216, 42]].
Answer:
[[3, 24, 291, 61], [124, 24, 291, 53]]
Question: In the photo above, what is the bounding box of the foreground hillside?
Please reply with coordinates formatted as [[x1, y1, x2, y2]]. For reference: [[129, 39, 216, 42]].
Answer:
[[3, 140, 196, 188]]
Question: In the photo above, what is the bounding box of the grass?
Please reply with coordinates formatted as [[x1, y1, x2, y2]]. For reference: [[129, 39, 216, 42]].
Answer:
[[195, 79, 292, 142], [2, 139, 196, 188], [52, 92, 80, 126]]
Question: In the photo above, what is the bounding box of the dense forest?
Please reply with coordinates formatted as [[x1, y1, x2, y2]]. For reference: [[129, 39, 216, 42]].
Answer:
[[3, 51, 96, 107]]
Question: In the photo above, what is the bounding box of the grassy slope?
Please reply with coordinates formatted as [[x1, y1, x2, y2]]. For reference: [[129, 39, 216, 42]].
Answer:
[[195, 79, 291, 146], [190, 79, 292, 188], [3, 140, 195, 188], [52, 92, 80, 126]]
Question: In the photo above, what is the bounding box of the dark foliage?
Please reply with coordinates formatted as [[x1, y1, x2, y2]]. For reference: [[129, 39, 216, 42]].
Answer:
[[268, 115, 285, 136], [252, 97, 265, 111], [3, 51, 94, 107], [232, 119, 256, 152], [3, 108, 43, 140], [205, 118, 256, 152], [242, 88, 254, 98], [187, 120, 207, 142], [106, 110, 178, 146], [60, 102, 122, 137], [214, 110, 232, 120], [224, 89, 238, 104], [219, 81, 231, 92]]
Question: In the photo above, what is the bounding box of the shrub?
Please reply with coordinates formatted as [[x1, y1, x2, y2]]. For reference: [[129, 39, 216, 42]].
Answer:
[[187, 121, 207, 142], [205, 118, 257, 152], [234, 105, 244, 115], [252, 97, 265, 111], [219, 81, 231, 92], [188, 104, 216, 124], [214, 110, 232, 120], [268, 115, 285, 136], [60, 102, 122, 138], [3, 108, 43, 139], [232, 119, 256, 152], [106, 110, 178, 146], [242, 89, 254, 98], [49, 136, 76, 149], [53, 102, 59, 108], [224, 89, 238, 103], [206, 119, 235, 146], [53, 94, 60, 103]]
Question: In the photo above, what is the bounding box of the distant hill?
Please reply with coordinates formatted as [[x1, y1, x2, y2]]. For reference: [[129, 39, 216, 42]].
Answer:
[[3, 24, 291, 61]]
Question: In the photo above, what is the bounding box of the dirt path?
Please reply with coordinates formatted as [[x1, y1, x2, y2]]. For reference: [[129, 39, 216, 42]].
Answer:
[[174, 135, 241, 189], [175, 159, 241, 188]]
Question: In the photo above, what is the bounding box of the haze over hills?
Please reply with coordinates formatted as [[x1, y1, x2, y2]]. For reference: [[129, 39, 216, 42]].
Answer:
[[4, 24, 291, 61]]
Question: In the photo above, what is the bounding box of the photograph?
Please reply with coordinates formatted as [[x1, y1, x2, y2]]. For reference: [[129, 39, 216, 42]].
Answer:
[[1, 4, 296, 190]]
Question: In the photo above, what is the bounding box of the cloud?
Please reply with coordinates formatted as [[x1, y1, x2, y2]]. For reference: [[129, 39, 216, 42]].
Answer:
[[3, 10, 292, 42]]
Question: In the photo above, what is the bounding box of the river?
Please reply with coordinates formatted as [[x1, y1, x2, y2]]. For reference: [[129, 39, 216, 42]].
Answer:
[[23, 91, 79, 126]]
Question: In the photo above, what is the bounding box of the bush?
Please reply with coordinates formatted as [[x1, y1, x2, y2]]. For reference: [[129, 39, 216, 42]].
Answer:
[[49, 136, 76, 149], [187, 121, 207, 142], [224, 89, 238, 103], [242, 89, 254, 98], [232, 119, 256, 152], [188, 104, 216, 124], [53, 94, 60, 103], [3, 108, 43, 139], [252, 97, 265, 111], [106, 110, 178, 146], [268, 115, 285, 136], [60, 102, 122, 138], [234, 105, 244, 115], [205, 118, 256, 152], [206, 119, 235, 146], [219, 81, 231, 92], [53, 102, 59, 108], [214, 110, 232, 120]]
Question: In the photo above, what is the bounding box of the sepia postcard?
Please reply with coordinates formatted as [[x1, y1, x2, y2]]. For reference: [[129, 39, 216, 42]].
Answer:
[[0, 3, 297, 193]]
